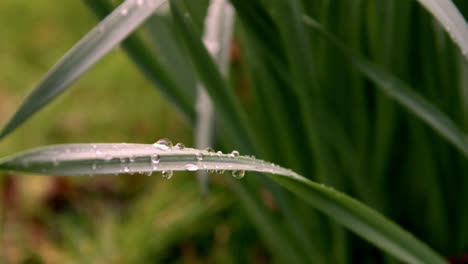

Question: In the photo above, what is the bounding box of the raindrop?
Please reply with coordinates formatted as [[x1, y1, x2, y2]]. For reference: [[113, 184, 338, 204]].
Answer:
[[216, 170, 225, 174], [217, 151, 223, 156], [129, 156, 135, 163], [196, 152, 204, 161], [121, 8, 128, 16], [230, 150, 239, 158], [96, 150, 102, 156], [184, 163, 199, 171], [145, 171, 153, 176], [162, 170, 173, 179], [151, 154, 160, 164], [124, 166, 130, 173], [174, 142, 185, 149], [232, 170, 245, 179], [92, 163, 97, 170], [153, 138, 173, 150], [205, 147, 215, 153]]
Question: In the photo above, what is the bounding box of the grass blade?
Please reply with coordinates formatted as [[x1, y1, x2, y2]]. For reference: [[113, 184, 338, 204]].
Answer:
[[0, 0, 169, 139], [196, 0, 236, 193], [303, 16, 468, 158], [84, 0, 196, 121], [170, 1, 255, 153], [0, 143, 445, 263], [417, 0, 468, 60]]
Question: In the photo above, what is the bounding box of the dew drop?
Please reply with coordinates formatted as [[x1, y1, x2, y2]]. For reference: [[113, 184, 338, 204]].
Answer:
[[184, 163, 199, 171], [129, 156, 135, 163], [174, 142, 185, 149], [52, 158, 59, 167], [104, 154, 112, 161], [216, 151, 223, 156], [205, 147, 215, 153], [216, 170, 225, 174], [196, 152, 204, 161], [124, 166, 130, 173], [232, 170, 245, 179], [145, 171, 153, 176], [230, 150, 239, 158], [92, 163, 97, 170], [121, 8, 128, 16], [151, 154, 160, 164], [153, 138, 173, 150], [162, 170, 173, 179], [96, 150, 102, 156]]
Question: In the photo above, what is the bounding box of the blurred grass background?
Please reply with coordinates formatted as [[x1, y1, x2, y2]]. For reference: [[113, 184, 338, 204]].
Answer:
[[0, 1, 240, 263]]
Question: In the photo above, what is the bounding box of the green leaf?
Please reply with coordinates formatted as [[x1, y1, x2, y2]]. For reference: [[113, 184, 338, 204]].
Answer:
[[0, 143, 445, 264], [0, 0, 169, 139], [303, 16, 468, 158]]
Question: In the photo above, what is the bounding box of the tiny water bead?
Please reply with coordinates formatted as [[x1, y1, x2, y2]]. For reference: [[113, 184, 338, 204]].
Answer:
[[162, 170, 173, 179], [153, 138, 173, 150], [120, 8, 128, 16], [232, 170, 245, 179], [174, 142, 185, 149], [230, 150, 239, 158], [151, 154, 160, 164], [205, 147, 215, 153], [184, 163, 199, 171], [196, 152, 204, 161]]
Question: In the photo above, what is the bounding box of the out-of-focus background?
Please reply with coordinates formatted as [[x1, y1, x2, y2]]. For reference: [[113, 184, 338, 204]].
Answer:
[[0, 2, 243, 263]]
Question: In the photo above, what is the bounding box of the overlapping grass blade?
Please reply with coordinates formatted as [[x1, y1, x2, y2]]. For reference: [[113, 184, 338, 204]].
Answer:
[[0, 0, 170, 139], [84, 0, 196, 121], [195, 0, 235, 193], [416, 0, 468, 60], [0, 143, 445, 263], [303, 16, 468, 158], [169, 1, 255, 153]]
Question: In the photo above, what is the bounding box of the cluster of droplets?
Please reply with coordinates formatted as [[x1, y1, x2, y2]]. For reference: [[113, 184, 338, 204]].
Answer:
[[43, 140, 248, 180]]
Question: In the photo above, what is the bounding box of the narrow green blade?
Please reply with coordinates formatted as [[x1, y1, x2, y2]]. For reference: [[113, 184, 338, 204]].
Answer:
[[304, 16, 468, 158], [0, 143, 445, 263], [0, 0, 168, 139]]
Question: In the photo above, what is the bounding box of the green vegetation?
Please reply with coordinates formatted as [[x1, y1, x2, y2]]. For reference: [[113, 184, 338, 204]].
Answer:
[[0, 0, 467, 263]]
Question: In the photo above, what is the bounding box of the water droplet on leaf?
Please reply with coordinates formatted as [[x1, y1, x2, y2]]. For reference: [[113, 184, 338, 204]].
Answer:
[[184, 163, 199, 171], [205, 147, 215, 153], [162, 170, 173, 179], [151, 154, 160, 164], [232, 170, 245, 179], [153, 138, 172, 150], [174, 142, 185, 149]]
